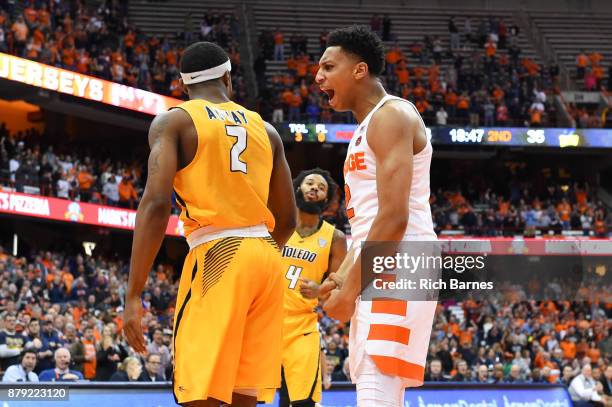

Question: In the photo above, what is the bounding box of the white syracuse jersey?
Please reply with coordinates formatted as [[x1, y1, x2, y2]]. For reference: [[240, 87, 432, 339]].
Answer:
[[343, 94, 437, 387]]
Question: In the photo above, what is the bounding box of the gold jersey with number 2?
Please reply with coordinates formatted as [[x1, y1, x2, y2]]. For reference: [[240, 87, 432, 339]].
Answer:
[[282, 220, 335, 336], [171, 99, 276, 238]]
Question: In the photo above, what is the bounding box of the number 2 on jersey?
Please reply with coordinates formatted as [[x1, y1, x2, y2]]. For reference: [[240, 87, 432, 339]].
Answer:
[[345, 184, 355, 219], [226, 125, 247, 173], [285, 265, 303, 289]]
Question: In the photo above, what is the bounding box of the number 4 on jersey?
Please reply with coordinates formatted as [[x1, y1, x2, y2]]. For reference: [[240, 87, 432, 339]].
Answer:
[[285, 265, 303, 289]]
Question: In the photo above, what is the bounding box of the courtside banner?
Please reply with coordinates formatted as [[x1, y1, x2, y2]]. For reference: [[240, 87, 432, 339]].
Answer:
[[0, 53, 182, 116], [0, 190, 183, 236], [320, 387, 572, 407]]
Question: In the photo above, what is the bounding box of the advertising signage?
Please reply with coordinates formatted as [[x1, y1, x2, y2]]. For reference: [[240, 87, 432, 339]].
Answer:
[[0, 191, 183, 237], [283, 123, 612, 148], [0, 53, 181, 116]]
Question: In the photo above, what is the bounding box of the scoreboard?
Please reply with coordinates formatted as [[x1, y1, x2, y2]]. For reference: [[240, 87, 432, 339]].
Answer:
[[283, 123, 612, 149]]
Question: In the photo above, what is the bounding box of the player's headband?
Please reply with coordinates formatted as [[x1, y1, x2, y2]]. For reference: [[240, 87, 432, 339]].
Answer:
[[180, 60, 231, 85]]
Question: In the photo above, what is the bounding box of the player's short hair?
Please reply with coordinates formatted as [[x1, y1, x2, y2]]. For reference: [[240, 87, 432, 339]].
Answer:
[[327, 25, 385, 76], [293, 168, 338, 203], [180, 41, 229, 78]]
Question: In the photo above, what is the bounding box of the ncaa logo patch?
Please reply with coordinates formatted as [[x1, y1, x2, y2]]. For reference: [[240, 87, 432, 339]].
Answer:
[[318, 238, 327, 248], [355, 136, 362, 146]]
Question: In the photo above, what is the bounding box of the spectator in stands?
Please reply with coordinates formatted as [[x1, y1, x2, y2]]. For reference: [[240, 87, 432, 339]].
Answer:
[[425, 359, 446, 381], [138, 353, 164, 382], [146, 328, 170, 378], [38, 348, 83, 381], [576, 51, 589, 80], [436, 106, 448, 125], [569, 364, 604, 405], [102, 175, 120, 207], [505, 364, 524, 383], [288, 88, 302, 122], [432, 35, 444, 64], [2, 348, 38, 382], [453, 360, 470, 381], [110, 356, 142, 382], [561, 365, 575, 387], [602, 366, 611, 397], [38, 319, 61, 373], [76, 165, 95, 202], [24, 319, 52, 374], [11, 15, 28, 56], [118, 176, 137, 209], [273, 28, 284, 61], [0, 312, 29, 371], [95, 324, 126, 381], [70, 325, 96, 380]]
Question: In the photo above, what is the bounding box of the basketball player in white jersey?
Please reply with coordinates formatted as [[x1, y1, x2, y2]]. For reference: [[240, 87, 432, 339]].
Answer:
[[315, 26, 437, 406]]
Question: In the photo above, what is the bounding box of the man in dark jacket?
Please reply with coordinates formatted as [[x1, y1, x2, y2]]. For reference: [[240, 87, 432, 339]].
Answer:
[[138, 353, 165, 382]]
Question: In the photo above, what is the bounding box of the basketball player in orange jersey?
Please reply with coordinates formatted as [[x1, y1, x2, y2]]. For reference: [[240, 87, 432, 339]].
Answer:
[[123, 42, 296, 407], [258, 168, 347, 407], [315, 26, 438, 406]]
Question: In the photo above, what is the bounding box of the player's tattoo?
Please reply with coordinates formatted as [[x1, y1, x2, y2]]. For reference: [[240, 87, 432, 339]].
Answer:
[[148, 144, 161, 175], [147, 113, 169, 176]]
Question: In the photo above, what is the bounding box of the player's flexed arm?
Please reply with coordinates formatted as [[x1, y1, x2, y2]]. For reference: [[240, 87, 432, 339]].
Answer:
[[322, 102, 423, 322], [299, 228, 347, 300]]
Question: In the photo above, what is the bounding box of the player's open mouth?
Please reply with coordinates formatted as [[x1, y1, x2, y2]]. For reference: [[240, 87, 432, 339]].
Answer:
[[322, 88, 336, 104], [306, 191, 317, 199]]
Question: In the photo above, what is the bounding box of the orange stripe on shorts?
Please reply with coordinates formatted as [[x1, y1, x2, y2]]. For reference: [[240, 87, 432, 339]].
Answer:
[[368, 324, 411, 345], [371, 299, 407, 316], [369, 354, 425, 381]]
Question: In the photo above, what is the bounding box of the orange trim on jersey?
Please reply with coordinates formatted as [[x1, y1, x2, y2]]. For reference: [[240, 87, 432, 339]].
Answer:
[[369, 355, 425, 380], [371, 299, 407, 316], [368, 324, 411, 345], [346, 208, 355, 219]]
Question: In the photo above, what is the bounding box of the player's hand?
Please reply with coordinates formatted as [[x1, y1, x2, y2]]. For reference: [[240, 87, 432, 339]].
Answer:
[[299, 278, 319, 299], [318, 273, 341, 301], [123, 296, 146, 355], [323, 374, 332, 390], [323, 288, 355, 322]]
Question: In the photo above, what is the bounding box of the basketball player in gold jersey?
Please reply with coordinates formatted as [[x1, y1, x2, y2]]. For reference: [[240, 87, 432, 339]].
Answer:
[[124, 42, 297, 407], [259, 168, 347, 407]]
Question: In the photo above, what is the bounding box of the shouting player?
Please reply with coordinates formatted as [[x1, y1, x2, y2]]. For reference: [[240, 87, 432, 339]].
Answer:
[[316, 26, 438, 406], [124, 42, 296, 407], [259, 169, 347, 406]]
